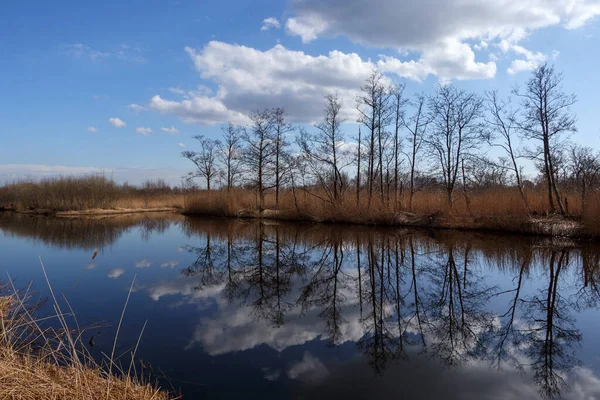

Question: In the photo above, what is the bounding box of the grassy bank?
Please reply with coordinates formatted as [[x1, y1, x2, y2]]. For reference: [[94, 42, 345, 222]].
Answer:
[[0, 280, 174, 399], [0, 175, 184, 212], [183, 187, 600, 238]]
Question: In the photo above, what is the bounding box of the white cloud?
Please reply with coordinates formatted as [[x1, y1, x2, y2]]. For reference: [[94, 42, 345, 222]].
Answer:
[[87, 126, 98, 133], [107, 268, 125, 279], [178, 143, 186, 148], [135, 259, 152, 268], [150, 42, 377, 124], [168, 87, 187, 96], [149, 93, 250, 126], [135, 127, 153, 136], [286, 0, 600, 47], [261, 17, 281, 31], [64, 43, 109, 60], [127, 104, 147, 113], [285, 15, 328, 43], [503, 42, 548, 75], [160, 126, 180, 135], [285, 0, 600, 79], [109, 117, 126, 128], [377, 38, 496, 82]]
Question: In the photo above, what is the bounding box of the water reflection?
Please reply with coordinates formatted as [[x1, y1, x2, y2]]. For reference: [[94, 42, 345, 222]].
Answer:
[[178, 219, 600, 398], [0, 212, 183, 249], [2, 213, 600, 399]]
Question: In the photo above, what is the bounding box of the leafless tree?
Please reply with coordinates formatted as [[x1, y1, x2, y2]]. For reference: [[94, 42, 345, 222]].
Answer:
[[219, 122, 244, 191], [182, 135, 221, 191], [390, 83, 407, 207], [514, 64, 577, 214], [427, 85, 485, 207], [297, 93, 349, 203], [569, 144, 600, 213], [357, 70, 385, 204], [270, 108, 293, 208], [484, 90, 529, 211], [243, 109, 275, 211], [401, 93, 429, 210]]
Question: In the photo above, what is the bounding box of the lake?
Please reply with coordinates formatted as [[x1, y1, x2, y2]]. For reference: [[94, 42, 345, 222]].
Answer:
[[1, 212, 600, 399]]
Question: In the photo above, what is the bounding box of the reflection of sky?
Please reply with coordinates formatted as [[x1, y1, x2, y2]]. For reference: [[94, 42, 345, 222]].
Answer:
[[2, 216, 600, 399]]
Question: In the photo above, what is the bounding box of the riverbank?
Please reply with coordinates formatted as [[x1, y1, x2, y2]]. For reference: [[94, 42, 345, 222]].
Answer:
[[181, 189, 599, 239], [2, 181, 599, 239], [0, 291, 173, 400]]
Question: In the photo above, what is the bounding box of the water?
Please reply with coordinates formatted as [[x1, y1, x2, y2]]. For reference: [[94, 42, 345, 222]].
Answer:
[[2, 212, 600, 399]]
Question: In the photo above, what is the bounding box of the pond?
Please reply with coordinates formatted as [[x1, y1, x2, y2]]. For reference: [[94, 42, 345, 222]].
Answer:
[[1, 212, 600, 399]]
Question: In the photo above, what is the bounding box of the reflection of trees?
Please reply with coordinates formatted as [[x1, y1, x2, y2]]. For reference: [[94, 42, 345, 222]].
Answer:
[[182, 232, 224, 289], [491, 248, 584, 398], [298, 239, 347, 344], [523, 250, 581, 398], [0, 212, 182, 250], [422, 242, 497, 366], [180, 219, 600, 399]]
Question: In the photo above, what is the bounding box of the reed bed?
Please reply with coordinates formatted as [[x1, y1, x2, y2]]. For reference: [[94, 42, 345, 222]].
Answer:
[[0, 175, 184, 211], [182, 187, 600, 238], [0, 270, 174, 400]]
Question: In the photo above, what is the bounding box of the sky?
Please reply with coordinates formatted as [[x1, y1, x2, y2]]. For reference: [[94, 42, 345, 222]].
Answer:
[[1, 0, 600, 185]]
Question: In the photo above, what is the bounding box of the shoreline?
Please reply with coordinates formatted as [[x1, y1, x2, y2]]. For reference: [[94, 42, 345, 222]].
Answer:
[[1, 207, 181, 217], [2, 207, 591, 240]]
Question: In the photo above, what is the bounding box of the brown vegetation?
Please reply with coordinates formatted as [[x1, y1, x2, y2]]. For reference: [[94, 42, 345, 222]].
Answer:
[[182, 186, 600, 238], [0, 278, 174, 400], [0, 175, 184, 212]]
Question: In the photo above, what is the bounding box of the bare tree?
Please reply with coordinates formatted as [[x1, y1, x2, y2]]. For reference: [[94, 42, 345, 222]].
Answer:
[[219, 122, 244, 190], [271, 108, 293, 208], [401, 93, 428, 210], [298, 93, 349, 203], [484, 90, 529, 212], [182, 135, 221, 191], [514, 64, 577, 214], [427, 85, 485, 207], [357, 70, 385, 205], [243, 110, 275, 211], [390, 83, 407, 207], [569, 144, 600, 213]]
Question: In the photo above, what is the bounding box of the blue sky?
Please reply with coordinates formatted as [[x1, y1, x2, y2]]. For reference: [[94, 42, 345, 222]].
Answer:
[[1, 0, 599, 184]]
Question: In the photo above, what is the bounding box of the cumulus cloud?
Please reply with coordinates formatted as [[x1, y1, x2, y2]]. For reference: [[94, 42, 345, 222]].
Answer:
[[135, 127, 153, 136], [261, 17, 281, 31], [87, 126, 98, 133], [160, 126, 180, 134], [107, 268, 125, 279], [285, 0, 600, 79], [178, 143, 186, 148], [286, 0, 600, 47], [109, 117, 126, 128], [149, 93, 249, 126], [150, 42, 377, 124]]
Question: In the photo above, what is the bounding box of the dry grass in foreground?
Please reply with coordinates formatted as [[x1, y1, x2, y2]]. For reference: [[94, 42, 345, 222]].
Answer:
[[183, 187, 600, 238], [0, 272, 175, 400]]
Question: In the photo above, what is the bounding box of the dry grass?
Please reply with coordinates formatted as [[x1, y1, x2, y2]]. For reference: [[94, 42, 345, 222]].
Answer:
[[0, 271, 174, 400], [0, 175, 184, 212], [183, 187, 600, 238]]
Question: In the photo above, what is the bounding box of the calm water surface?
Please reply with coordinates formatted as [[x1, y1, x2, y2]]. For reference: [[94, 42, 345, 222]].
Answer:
[[2, 212, 600, 399]]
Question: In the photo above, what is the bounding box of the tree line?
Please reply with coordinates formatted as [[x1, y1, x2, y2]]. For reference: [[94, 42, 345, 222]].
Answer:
[[182, 63, 597, 214]]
